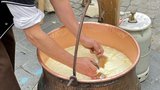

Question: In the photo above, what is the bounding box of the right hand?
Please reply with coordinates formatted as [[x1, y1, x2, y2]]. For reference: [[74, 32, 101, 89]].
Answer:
[[76, 57, 98, 78], [80, 36, 104, 57]]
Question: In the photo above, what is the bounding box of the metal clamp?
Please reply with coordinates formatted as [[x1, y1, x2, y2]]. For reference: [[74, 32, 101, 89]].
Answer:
[[67, 76, 78, 86]]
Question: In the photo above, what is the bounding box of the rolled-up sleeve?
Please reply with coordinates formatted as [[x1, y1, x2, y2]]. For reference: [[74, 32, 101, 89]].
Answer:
[[7, 4, 44, 29]]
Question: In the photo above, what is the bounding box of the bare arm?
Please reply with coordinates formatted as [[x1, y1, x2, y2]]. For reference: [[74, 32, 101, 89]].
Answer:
[[24, 24, 74, 67], [6, 2, 99, 77], [50, 0, 104, 56], [50, 0, 79, 37], [24, 24, 97, 77]]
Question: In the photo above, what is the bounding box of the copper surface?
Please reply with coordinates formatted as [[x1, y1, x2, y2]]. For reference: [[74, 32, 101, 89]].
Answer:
[[37, 22, 140, 83]]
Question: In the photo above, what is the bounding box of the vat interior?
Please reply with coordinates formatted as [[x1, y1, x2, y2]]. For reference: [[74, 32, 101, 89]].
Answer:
[[37, 23, 139, 80]]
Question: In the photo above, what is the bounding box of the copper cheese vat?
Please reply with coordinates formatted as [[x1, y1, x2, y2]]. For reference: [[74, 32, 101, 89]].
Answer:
[[37, 22, 140, 90]]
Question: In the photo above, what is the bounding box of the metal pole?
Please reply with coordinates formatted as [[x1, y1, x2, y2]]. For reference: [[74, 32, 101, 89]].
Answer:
[[67, 0, 91, 86]]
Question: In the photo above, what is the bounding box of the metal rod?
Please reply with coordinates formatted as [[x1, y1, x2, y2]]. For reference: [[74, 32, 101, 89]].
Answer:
[[67, 0, 91, 86], [73, 0, 91, 76], [0, 23, 14, 39]]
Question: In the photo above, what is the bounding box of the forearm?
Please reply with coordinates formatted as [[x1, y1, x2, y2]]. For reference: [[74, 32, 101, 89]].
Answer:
[[50, 0, 87, 41], [24, 24, 73, 67], [50, 0, 78, 35], [6, 2, 83, 67]]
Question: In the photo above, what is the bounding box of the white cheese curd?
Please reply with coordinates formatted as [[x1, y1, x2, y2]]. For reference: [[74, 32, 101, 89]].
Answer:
[[45, 45, 132, 80]]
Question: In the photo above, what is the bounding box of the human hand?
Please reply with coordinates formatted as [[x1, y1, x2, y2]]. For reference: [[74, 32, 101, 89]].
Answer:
[[80, 36, 104, 57], [76, 57, 98, 78]]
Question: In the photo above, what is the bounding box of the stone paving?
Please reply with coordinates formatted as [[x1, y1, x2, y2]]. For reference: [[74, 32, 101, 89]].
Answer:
[[13, 0, 160, 90]]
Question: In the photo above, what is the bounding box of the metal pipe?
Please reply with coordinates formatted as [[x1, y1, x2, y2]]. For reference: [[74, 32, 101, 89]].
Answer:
[[67, 0, 91, 86]]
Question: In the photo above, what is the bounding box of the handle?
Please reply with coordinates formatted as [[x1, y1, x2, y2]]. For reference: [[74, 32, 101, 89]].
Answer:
[[128, 9, 137, 23], [67, 0, 91, 86]]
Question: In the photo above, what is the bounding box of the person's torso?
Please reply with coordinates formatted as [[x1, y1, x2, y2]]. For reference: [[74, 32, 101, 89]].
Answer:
[[0, 0, 35, 37]]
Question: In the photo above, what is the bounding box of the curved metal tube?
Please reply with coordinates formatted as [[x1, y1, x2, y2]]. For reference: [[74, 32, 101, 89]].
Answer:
[[67, 0, 91, 86]]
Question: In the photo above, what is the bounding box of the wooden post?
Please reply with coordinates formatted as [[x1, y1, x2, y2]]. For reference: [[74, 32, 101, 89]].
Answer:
[[38, 0, 45, 24], [97, 0, 120, 26]]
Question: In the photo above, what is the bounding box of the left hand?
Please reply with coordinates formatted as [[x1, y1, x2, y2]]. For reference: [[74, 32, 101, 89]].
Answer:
[[80, 36, 104, 57]]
